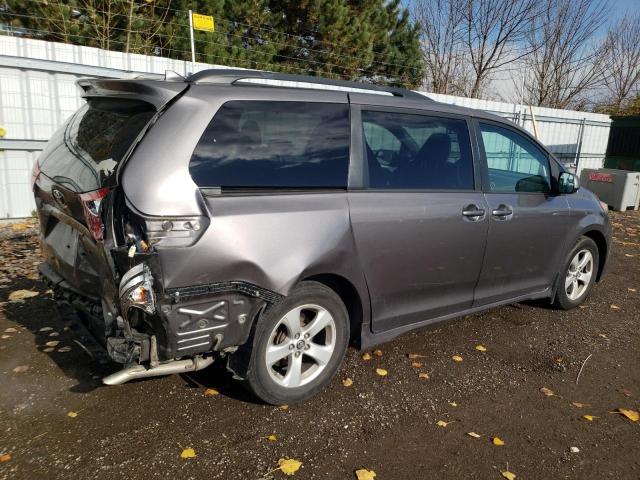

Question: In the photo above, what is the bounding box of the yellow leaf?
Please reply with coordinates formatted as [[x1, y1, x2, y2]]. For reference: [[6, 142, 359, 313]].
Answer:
[[617, 408, 639, 422], [67, 411, 78, 418], [361, 352, 372, 361], [475, 345, 487, 352], [502, 471, 516, 480], [571, 402, 587, 408], [267, 434, 277, 442], [578, 305, 588, 309], [373, 349, 383, 357], [180, 447, 196, 459], [467, 431, 481, 438], [0, 453, 11, 463], [375, 368, 388, 377], [436, 420, 450, 427], [8, 290, 39, 301], [45, 341, 60, 348], [342, 378, 353, 387], [418, 372, 429, 379], [492, 437, 505, 446], [279, 405, 289, 410], [411, 362, 423, 368], [407, 353, 427, 359], [451, 355, 463, 362], [355, 468, 377, 480], [583, 414, 598, 421], [203, 388, 219, 397], [449, 402, 458, 407], [610, 304, 620, 310], [278, 458, 302, 475], [12, 365, 28, 373], [540, 387, 555, 396]]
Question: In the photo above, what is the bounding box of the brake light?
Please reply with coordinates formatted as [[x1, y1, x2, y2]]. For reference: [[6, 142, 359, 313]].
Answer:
[[31, 162, 41, 191], [79, 187, 110, 242]]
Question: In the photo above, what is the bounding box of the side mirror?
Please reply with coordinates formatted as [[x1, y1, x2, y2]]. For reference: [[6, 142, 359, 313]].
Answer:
[[558, 172, 580, 194]]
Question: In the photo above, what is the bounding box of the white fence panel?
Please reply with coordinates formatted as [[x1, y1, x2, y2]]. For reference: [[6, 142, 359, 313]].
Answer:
[[0, 36, 613, 218]]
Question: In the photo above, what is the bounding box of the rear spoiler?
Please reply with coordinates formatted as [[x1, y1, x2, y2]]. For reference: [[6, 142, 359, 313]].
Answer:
[[76, 78, 189, 111]]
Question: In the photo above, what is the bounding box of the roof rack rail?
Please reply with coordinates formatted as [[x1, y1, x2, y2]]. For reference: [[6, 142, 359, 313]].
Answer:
[[186, 68, 430, 101]]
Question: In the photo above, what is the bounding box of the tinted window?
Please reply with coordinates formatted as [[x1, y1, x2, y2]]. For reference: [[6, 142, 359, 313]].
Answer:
[[479, 123, 551, 193], [189, 101, 350, 189], [362, 110, 474, 190], [38, 99, 154, 192]]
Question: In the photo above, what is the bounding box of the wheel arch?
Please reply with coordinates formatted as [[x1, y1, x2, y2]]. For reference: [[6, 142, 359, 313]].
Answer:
[[582, 229, 608, 282], [302, 273, 364, 347]]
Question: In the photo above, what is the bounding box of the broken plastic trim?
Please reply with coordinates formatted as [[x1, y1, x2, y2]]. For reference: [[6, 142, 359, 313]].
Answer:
[[165, 280, 284, 304], [119, 263, 156, 320]]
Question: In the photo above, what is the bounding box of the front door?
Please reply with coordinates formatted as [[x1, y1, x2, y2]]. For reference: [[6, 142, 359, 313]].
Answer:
[[473, 121, 571, 306], [348, 107, 489, 333]]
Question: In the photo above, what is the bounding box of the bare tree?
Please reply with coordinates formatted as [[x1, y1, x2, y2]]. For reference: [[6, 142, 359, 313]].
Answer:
[[462, 0, 539, 98], [601, 13, 640, 114], [522, 0, 609, 110], [413, 0, 468, 95]]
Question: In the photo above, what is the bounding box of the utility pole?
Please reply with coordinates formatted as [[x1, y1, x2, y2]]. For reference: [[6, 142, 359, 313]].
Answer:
[[188, 10, 196, 74]]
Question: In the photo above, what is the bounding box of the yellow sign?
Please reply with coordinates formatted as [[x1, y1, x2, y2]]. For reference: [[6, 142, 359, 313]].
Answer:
[[192, 13, 215, 32]]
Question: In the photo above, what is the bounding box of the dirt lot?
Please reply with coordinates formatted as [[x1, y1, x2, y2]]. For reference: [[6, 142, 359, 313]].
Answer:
[[0, 211, 639, 480]]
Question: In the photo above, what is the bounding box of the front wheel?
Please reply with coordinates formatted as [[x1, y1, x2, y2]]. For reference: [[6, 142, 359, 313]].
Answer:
[[245, 281, 349, 405], [553, 236, 599, 310]]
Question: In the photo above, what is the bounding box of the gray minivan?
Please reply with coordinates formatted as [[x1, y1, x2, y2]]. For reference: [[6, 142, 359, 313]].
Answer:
[[33, 69, 610, 404]]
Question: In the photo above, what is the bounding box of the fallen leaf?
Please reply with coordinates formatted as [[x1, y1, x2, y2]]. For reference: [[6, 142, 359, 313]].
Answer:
[[375, 368, 388, 377], [0, 453, 10, 463], [180, 447, 196, 459], [4, 327, 17, 333], [267, 434, 277, 442], [467, 432, 481, 438], [12, 365, 28, 373], [45, 341, 59, 347], [43, 347, 54, 353], [67, 411, 78, 418], [451, 355, 463, 362], [361, 353, 372, 361], [583, 414, 598, 421], [342, 378, 353, 387], [407, 353, 427, 359], [449, 402, 458, 407], [492, 437, 505, 446], [39, 327, 53, 332], [1, 335, 9, 339], [570, 446, 580, 453], [617, 408, 639, 422], [354, 468, 376, 480], [598, 333, 608, 338], [57, 346, 71, 353], [624, 253, 634, 257], [578, 305, 588, 309], [610, 304, 620, 310], [279, 405, 289, 410], [571, 402, 587, 408], [8, 290, 39, 301], [418, 372, 429, 379], [278, 458, 302, 475], [411, 361, 423, 368], [373, 349, 383, 357], [436, 420, 451, 427], [49, 332, 59, 337], [203, 388, 219, 397], [475, 345, 487, 352], [540, 387, 555, 397], [628, 288, 637, 293], [502, 471, 516, 480]]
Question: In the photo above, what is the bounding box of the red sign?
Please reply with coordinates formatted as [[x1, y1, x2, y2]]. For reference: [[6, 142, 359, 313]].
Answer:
[[588, 172, 613, 183]]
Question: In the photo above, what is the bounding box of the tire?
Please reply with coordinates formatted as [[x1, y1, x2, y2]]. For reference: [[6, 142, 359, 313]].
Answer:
[[553, 236, 599, 310], [244, 281, 349, 405]]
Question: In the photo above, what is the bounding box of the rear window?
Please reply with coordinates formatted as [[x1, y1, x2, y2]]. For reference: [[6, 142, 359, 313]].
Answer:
[[38, 99, 155, 192], [189, 101, 350, 189]]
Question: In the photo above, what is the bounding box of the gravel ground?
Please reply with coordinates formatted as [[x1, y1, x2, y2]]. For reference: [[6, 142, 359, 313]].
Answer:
[[0, 211, 639, 480]]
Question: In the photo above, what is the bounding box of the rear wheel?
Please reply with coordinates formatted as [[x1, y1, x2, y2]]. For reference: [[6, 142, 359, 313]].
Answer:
[[245, 281, 349, 405], [553, 236, 599, 309]]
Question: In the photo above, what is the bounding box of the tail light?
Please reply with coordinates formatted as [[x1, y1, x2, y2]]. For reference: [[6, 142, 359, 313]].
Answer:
[[31, 161, 41, 191], [144, 216, 209, 248], [79, 188, 110, 242]]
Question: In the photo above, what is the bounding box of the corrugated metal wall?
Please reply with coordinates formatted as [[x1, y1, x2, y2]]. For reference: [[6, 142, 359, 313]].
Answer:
[[0, 36, 612, 218]]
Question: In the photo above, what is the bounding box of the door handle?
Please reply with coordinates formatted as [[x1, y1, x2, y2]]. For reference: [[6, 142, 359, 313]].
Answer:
[[462, 204, 486, 220], [491, 204, 513, 219]]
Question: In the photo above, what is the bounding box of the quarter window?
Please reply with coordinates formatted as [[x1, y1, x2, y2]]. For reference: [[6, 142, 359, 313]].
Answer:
[[189, 101, 350, 189], [479, 123, 551, 193], [362, 110, 474, 190]]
